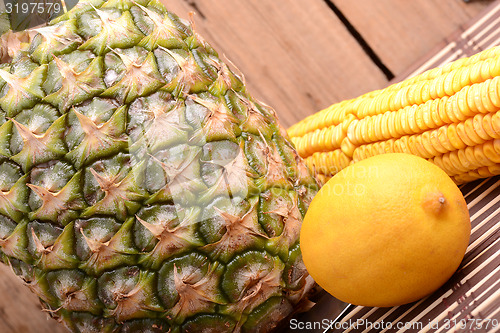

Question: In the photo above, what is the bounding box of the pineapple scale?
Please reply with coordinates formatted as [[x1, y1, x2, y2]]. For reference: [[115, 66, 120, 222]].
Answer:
[[0, 0, 319, 332]]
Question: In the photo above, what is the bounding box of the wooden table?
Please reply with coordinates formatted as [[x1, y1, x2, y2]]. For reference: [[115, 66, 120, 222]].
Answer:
[[0, 0, 496, 332]]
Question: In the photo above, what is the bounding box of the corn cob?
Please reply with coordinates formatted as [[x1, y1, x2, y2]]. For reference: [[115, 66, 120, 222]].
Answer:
[[288, 46, 500, 184]]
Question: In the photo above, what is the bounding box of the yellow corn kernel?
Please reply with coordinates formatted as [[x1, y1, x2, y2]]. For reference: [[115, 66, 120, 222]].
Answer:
[[430, 99, 445, 128], [437, 96, 452, 124], [464, 145, 482, 169], [429, 72, 442, 100], [443, 70, 458, 96], [436, 73, 448, 98], [448, 150, 469, 174], [454, 172, 478, 184], [394, 135, 411, 154], [326, 124, 345, 151], [473, 113, 492, 141], [420, 80, 431, 104], [372, 114, 384, 141], [474, 83, 489, 114], [387, 111, 399, 139], [427, 130, 447, 154], [314, 152, 328, 175], [492, 111, 500, 135], [457, 148, 474, 171], [397, 107, 412, 135], [408, 80, 423, 105], [455, 122, 477, 147], [346, 118, 359, 145], [336, 150, 352, 171], [373, 95, 385, 115], [436, 125, 455, 152], [304, 157, 315, 173], [446, 123, 467, 150], [481, 58, 493, 81], [380, 138, 396, 154], [477, 166, 495, 178], [395, 85, 411, 110], [431, 155, 448, 175], [456, 85, 475, 118], [407, 105, 420, 133], [406, 135, 423, 156], [380, 111, 393, 139], [381, 91, 394, 112], [341, 113, 356, 132], [458, 65, 472, 91], [487, 163, 500, 176], [317, 128, 329, 150], [415, 101, 431, 131], [420, 131, 442, 157], [352, 145, 366, 162], [483, 140, 500, 163], [490, 56, 500, 77], [466, 83, 480, 114], [462, 117, 486, 145], [437, 152, 458, 175], [323, 107, 339, 128], [482, 112, 499, 139], [366, 117, 377, 143], [488, 76, 500, 108], [446, 94, 462, 123], [469, 59, 484, 84], [453, 64, 468, 93], [473, 143, 496, 167], [481, 79, 497, 113], [408, 135, 429, 158], [340, 137, 356, 158]]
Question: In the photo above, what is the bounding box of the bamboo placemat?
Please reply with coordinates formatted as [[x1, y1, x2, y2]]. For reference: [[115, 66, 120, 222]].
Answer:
[[330, 1, 500, 332], [335, 178, 500, 333], [285, 1, 500, 332]]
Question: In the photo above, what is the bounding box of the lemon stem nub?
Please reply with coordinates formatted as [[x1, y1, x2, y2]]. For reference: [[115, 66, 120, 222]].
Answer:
[[422, 191, 447, 215]]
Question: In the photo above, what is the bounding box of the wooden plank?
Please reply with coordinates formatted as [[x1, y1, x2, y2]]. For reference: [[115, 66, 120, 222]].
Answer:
[[0, 264, 67, 333], [164, 0, 388, 127], [393, 0, 500, 82], [332, 0, 493, 77]]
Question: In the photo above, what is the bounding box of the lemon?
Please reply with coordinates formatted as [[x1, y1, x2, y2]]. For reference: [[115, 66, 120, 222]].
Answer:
[[300, 153, 471, 307]]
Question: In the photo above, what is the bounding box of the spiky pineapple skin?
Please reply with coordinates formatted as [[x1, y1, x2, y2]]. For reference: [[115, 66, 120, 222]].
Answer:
[[0, 0, 319, 332]]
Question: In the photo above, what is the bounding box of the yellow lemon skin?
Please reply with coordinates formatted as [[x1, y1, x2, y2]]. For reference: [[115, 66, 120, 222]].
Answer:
[[300, 153, 471, 307]]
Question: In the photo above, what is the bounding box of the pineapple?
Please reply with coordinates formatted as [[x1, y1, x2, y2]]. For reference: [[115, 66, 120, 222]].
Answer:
[[0, 0, 319, 332]]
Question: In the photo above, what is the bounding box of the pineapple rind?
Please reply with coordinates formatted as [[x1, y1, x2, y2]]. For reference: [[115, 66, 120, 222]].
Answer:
[[0, 0, 319, 332]]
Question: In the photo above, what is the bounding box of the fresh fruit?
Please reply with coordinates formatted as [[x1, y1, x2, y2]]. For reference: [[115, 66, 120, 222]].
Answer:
[[300, 153, 471, 307], [0, 0, 319, 331], [288, 46, 500, 185]]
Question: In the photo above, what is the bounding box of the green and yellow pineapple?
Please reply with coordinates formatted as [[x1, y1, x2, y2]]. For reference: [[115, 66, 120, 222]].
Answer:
[[0, 0, 319, 331]]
